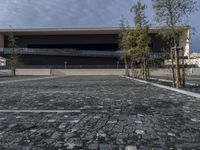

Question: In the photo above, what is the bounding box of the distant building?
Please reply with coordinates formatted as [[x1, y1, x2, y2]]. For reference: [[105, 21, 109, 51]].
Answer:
[[190, 52, 200, 58], [0, 56, 6, 66], [187, 52, 200, 67], [165, 52, 200, 67], [0, 27, 190, 68]]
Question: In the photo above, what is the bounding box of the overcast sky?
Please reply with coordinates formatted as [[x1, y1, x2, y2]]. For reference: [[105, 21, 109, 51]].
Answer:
[[0, 0, 199, 51]]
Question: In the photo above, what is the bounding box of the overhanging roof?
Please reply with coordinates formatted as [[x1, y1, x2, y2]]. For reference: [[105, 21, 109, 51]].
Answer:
[[0, 27, 189, 36]]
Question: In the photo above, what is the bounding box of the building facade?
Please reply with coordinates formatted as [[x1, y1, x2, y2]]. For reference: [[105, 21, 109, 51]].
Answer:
[[0, 27, 190, 68]]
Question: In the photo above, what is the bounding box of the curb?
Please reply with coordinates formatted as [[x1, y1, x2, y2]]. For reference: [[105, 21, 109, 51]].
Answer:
[[120, 75, 200, 99]]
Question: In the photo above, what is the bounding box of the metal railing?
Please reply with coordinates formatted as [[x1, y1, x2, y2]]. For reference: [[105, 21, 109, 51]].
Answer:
[[0, 48, 121, 57], [0, 48, 166, 59]]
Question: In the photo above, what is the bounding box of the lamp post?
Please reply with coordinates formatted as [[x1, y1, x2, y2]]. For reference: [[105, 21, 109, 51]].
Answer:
[[64, 61, 67, 69], [117, 61, 119, 69]]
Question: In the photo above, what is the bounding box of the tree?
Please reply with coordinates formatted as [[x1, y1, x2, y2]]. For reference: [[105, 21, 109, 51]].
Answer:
[[119, 18, 132, 76], [8, 28, 19, 76], [152, 0, 197, 88], [130, 1, 150, 80]]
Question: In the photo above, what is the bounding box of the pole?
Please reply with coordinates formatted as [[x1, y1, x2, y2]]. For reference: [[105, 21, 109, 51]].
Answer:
[[124, 55, 129, 76], [64, 61, 67, 69], [182, 48, 185, 87], [117, 61, 119, 69]]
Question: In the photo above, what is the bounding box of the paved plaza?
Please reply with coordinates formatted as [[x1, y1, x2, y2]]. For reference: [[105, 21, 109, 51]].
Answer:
[[0, 76, 200, 149]]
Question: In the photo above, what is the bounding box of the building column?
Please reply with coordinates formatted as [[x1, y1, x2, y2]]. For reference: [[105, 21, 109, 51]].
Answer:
[[185, 29, 190, 58], [0, 34, 4, 48], [179, 28, 190, 57]]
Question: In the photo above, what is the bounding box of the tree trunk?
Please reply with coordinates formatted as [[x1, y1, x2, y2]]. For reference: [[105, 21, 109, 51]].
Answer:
[[144, 59, 146, 80], [175, 47, 181, 88], [141, 59, 144, 79], [182, 48, 185, 87], [13, 67, 16, 77], [124, 55, 129, 76], [171, 49, 176, 87], [11, 66, 16, 77], [140, 58, 146, 79], [147, 59, 150, 78], [131, 61, 134, 78], [145, 58, 149, 80]]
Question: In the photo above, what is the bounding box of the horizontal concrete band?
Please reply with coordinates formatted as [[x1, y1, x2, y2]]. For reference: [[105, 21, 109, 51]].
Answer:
[[0, 69, 125, 76], [122, 76, 200, 99], [0, 110, 81, 113], [1, 68, 200, 76]]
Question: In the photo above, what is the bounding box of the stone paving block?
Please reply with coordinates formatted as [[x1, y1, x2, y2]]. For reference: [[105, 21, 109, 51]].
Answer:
[[0, 76, 200, 149], [125, 145, 137, 150]]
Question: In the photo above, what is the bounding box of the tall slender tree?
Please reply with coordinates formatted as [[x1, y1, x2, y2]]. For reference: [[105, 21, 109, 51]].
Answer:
[[152, 0, 197, 88], [119, 18, 132, 76], [130, 1, 150, 80], [8, 27, 19, 76]]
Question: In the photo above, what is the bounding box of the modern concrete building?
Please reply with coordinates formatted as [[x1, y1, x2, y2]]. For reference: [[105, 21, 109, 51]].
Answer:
[[0, 27, 190, 68]]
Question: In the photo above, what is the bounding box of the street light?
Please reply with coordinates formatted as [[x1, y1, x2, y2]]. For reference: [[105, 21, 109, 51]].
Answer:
[[64, 61, 67, 69], [117, 61, 119, 69]]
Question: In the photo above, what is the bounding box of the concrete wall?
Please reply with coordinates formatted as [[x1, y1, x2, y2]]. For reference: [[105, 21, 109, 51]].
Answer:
[[51, 69, 125, 76], [15, 69, 51, 76], [150, 69, 172, 77], [0, 69, 125, 76], [0, 69, 10, 76], [150, 68, 196, 77], [0, 68, 199, 76], [179, 29, 190, 57], [190, 68, 200, 75]]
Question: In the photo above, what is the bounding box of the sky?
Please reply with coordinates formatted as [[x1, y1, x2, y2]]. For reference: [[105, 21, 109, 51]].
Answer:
[[0, 0, 199, 52]]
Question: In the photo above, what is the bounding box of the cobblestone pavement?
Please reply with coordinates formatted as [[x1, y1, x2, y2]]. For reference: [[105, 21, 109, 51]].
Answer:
[[0, 76, 200, 150], [0, 76, 40, 81]]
